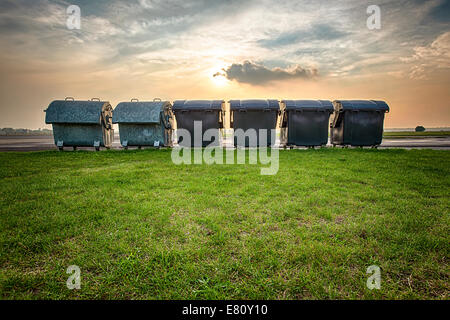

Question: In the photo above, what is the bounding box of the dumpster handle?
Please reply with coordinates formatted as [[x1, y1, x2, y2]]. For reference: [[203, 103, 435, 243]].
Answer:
[[65, 97, 74, 101], [332, 110, 344, 128], [101, 113, 112, 129], [91, 98, 101, 101], [153, 98, 162, 102], [131, 98, 139, 102], [280, 110, 287, 128]]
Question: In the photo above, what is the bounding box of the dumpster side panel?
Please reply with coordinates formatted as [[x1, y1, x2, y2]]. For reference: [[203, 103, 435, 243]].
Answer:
[[232, 110, 278, 147], [175, 111, 222, 147], [52, 124, 105, 147], [287, 111, 330, 146], [118, 124, 166, 146]]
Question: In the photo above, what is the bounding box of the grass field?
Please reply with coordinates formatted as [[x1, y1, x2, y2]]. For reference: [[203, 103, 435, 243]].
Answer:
[[383, 131, 450, 137], [0, 149, 449, 299]]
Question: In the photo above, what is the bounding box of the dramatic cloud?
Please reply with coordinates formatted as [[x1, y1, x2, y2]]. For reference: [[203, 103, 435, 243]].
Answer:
[[219, 61, 318, 85], [401, 31, 450, 79]]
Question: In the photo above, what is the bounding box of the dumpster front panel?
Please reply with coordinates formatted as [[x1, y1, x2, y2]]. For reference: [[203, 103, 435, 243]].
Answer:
[[287, 111, 330, 146], [118, 124, 167, 146], [52, 124, 106, 147], [175, 110, 222, 147], [232, 110, 278, 147], [230, 99, 280, 147], [346, 111, 385, 146]]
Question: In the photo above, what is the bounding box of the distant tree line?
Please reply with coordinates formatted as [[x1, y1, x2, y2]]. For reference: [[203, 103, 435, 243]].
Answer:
[[0, 128, 53, 136]]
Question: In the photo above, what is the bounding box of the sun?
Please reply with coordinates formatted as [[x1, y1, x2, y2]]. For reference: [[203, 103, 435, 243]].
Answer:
[[211, 73, 228, 87], [210, 63, 229, 87]]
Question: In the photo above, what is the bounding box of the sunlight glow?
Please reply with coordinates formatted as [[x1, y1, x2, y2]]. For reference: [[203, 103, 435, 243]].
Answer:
[[211, 73, 228, 87], [210, 62, 230, 87]]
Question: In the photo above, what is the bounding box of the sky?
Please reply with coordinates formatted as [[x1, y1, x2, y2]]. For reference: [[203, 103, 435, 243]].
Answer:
[[0, 0, 449, 129]]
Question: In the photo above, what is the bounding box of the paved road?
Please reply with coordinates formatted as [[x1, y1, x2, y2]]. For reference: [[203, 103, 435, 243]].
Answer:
[[379, 137, 450, 149], [0, 135, 449, 151]]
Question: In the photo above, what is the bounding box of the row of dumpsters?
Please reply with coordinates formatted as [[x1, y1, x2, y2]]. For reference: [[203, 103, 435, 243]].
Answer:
[[44, 98, 389, 150]]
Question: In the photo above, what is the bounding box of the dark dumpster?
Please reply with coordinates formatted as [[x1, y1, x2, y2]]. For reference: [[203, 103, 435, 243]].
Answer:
[[330, 100, 389, 146], [113, 98, 173, 149], [44, 97, 114, 151], [230, 99, 280, 147], [172, 100, 225, 147], [280, 100, 333, 147]]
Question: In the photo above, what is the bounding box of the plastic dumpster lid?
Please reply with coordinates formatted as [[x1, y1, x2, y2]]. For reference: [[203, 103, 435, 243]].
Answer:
[[229, 99, 279, 111], [113, 100, 171, 124], [172, 100, 224, 111], [45, 99, 110, 124], [333, 100, 389, 112], [282, 100, 333, 112]]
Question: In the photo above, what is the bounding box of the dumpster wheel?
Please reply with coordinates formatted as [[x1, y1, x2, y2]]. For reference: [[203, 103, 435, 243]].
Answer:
[[95, 146, 100, 151], [58, 146, 63, 151]]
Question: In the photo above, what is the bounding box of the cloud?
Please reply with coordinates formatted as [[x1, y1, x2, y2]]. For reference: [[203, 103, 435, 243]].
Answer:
[[425, 0, 450, 23], [401, 31, 450, 79], [258, 24, 350, 48], [219, 61, 317, 85]]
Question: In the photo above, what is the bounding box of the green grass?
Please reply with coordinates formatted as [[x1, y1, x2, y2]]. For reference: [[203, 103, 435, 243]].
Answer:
[[383, 131, 450, 137], [0, 149, 449, 300]]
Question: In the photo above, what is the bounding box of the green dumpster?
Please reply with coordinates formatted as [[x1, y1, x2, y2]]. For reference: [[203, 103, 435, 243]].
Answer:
[[280, 100, 333, 147], [44, 97, 114, 151], [330, 100, 389, 146], [113, 98, 173, 149]]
